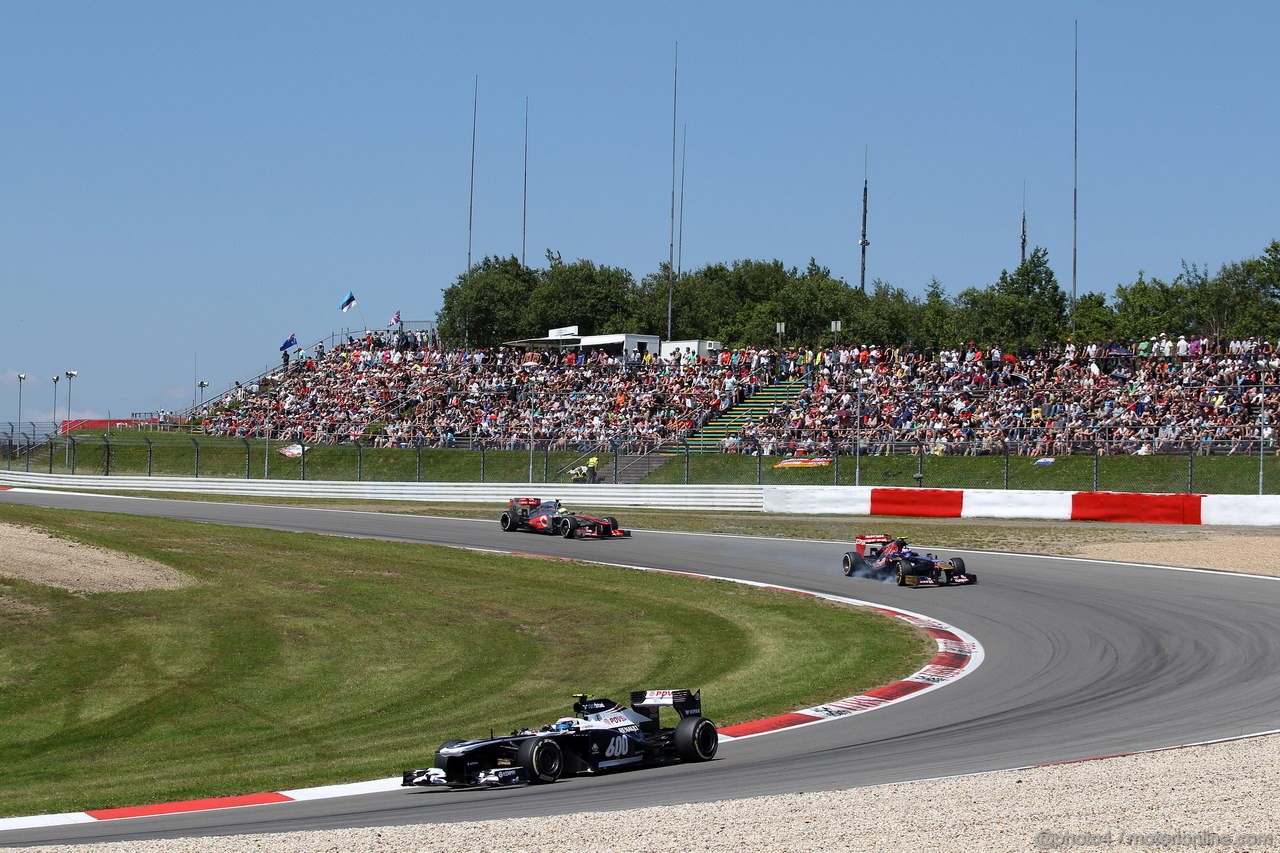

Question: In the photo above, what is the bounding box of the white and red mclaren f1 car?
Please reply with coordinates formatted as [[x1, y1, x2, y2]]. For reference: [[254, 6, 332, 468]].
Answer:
[[499, 497, 631, 539]]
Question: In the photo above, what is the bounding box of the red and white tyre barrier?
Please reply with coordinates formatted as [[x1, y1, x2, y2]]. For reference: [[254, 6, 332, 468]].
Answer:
[[765, 486, 1280, 526]]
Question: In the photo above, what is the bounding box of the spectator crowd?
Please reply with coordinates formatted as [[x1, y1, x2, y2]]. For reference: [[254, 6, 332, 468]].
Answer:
[[197, 329, 1280, 459]]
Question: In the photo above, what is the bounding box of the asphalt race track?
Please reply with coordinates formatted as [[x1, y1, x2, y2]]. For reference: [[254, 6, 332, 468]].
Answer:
[[4, 489, 1280, 847]]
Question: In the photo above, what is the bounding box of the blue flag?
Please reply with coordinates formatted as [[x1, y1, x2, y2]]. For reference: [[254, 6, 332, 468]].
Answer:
[[279, 333, 298, 352], [340, 291, 357, 313]]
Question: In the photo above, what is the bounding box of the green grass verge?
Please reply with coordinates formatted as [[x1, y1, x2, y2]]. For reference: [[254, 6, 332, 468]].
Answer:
[[0, 504, 932, 817]]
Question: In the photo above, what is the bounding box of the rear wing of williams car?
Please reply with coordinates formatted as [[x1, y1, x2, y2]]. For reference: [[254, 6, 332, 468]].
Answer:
[[629, 689, 704, 722]]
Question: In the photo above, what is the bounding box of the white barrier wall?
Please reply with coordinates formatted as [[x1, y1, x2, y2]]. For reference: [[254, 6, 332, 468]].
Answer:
[[1201, 494, 1280, 527], [762, 486, 873, 516], [0, 472, 763, 511], [960, 489, 1075, 520]]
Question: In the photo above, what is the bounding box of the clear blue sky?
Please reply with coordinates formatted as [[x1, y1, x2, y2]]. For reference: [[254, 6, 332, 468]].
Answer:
[[3, 1, 1277, 423]]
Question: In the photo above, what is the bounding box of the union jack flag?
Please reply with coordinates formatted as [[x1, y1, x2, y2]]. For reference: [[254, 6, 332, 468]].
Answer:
[[388, 310, 401, 327]]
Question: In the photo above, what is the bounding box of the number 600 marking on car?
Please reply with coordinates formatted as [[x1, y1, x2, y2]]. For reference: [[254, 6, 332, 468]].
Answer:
[[604, 735, 629, 757]]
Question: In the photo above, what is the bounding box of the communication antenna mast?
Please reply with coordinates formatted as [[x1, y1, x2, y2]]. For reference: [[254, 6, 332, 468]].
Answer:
[[1021, 181, 1028, 266], [859, 148, 870, 294]]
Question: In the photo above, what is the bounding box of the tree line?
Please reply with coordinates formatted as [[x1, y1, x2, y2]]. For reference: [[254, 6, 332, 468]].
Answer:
[[435, 240, 1280, 354]]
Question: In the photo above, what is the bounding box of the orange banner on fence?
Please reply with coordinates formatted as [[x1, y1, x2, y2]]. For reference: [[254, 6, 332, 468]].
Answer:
[[773, 457, 833, 468]]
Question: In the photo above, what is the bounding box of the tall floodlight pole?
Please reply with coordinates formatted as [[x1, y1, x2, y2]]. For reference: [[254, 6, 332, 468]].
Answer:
[[1071, 21, 1079, 329], [522, 96, 529, 269], [65, 371, 77, 427], [859, 148, 870, 294], [51, 376, 59, 434], [16, 373, 25, 452], [667, 43, 678, 342]]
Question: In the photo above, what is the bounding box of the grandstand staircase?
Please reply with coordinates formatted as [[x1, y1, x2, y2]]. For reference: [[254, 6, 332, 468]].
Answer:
[[598, 453, 672, 485], [679, 380, 807, 453]]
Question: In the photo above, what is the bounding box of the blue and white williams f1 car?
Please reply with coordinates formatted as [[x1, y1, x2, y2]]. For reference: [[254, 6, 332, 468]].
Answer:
[[402, 690, 717, 788]]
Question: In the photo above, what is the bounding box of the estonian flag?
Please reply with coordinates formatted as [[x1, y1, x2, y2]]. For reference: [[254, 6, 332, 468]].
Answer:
[[279, 333, 298, 352], [340, 291, 357, 313]]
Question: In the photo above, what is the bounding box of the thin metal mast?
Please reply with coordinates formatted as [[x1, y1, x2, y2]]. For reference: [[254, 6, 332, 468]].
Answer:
[[859, 147, 869, 293], [667, 43, 678, 341], [1071, 21, 1078, 326], [677, 125, 687, 278], [522, 96, 529, 268], [468, 75, 478, 279]]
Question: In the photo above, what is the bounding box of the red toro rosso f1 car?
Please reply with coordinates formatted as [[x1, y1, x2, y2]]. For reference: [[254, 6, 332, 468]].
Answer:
[[499, 497, 631, 539], [842, 534, 977, 587], [402, 690, 718, 788]]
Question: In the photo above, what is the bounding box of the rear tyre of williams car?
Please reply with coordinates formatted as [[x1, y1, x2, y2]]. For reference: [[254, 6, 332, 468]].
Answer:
[[517, 738, 565, 784], [674, 716, 719, 762]]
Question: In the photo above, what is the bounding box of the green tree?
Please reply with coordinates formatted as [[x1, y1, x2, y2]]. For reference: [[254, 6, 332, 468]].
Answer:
[[919, 277, 960, 349], [1111, 271, 1189, 342], [1189, 258, 1280, 341], [994, 247, 1067, 350], [856, 279, 923, 347], [1067, 292, 1116, 344], [436, 255, 538, 347], [527, 251, 637, 336]]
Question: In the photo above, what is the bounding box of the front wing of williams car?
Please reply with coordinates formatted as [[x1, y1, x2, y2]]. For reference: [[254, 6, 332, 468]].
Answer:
[[402, 690, 716, 788]]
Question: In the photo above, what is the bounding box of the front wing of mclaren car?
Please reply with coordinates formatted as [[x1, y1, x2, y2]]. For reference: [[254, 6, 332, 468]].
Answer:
[[567, 514, 631, 538]]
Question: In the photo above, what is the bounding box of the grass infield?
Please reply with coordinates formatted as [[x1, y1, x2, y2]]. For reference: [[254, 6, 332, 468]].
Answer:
[[0, 504, 932, 817]]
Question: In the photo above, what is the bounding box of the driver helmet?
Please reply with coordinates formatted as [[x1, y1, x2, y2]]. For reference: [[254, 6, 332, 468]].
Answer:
[[901, 548, 914, 558], [553, 717, 576, 731]]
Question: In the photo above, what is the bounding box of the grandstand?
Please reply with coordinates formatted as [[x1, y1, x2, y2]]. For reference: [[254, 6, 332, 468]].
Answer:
[[165, 328, 1280, 463]]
